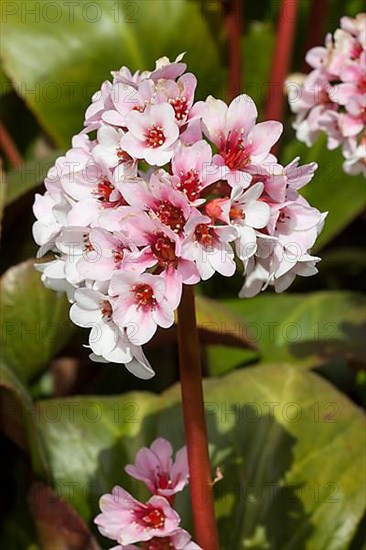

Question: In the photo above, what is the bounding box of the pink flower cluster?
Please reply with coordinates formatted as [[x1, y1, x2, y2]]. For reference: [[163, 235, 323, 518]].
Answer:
[[94, 437, 201, 549], [287, 13, 366, 175], [33, 54, 326, 377]]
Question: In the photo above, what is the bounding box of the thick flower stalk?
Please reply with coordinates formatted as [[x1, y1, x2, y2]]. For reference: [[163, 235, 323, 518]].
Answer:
[[95, 438, 202, 549], [287, 13, 366, 175], [33, 54, 326, 376]]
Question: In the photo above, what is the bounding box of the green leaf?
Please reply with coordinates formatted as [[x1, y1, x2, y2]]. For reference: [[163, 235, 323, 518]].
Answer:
[[0, 361, 50, 479], [35, 365, 365, 548], [5, 151, 63, 205], [206, 345, 259, 376], [0, 63, 12, 95], [195, 295, 257, 349], [223, 291, 366, 368], [282, 135, 366, 251], [1, 260, 74, 382], [1, 0, 224, 147]]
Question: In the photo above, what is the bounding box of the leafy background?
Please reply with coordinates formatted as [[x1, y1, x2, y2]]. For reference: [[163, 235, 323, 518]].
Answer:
[[0, 1, 365, 548]]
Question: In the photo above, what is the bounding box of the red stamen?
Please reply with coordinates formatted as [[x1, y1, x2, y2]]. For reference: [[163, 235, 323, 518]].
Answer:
[[230, 205, 245, 220], [112, 244, 125, 266], [132, 284, 156, 308], [223, 131, 250, 170], [140, 507, 165, 529], [151, 233, 177, 266], [94, 177, 127, 208], [100, 300, 113, 319], [194, 224, 216, 247], [156, 201, 186, 232], [176, 169, 202, 201], [169, 96, 189, 121], [146, 126, 166, 148]]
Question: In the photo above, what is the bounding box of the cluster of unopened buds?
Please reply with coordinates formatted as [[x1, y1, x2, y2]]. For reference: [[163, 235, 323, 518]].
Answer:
[[287, 13, 366, 175], [94, 437, 202, 549], [33, 53, 326, 377]]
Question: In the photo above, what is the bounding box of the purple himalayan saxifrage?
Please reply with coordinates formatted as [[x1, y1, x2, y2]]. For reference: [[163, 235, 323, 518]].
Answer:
[[32, 53, 326, 377]]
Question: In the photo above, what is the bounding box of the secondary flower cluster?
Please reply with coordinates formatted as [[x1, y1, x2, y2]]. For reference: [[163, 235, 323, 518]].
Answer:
[[33, 54, 326, 377], [94, 437, 201, 549], [287, 13, 366, 175]]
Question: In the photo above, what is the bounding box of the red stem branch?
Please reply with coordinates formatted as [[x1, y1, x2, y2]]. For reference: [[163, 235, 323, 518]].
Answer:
[[225, 0, 242, 100], [265, 0, 299, 136], [301, 0, 328, 73], [0, 122, 22, 169], [178, 285, 219, 550]]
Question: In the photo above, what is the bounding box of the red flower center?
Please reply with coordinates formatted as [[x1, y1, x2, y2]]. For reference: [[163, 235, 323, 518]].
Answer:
[[156, 201, 186, 233], [112, 244, 125, 266], [176, 169, 202, 201], [132, 284, 157, 308], [351, 43, 363, 59], [359, 77, 366, 94], [169, 96, 189, 121], [139, 506, 165, 529], [230, 205, 245, 220], [157, 471, 171, 490], [94, 177, 126, 209], [116, 148, 133, 162], [132, 105, 145, 113], [276, 209, 291, 230], [222, 131, 250, 170], [151, 233, 177, 266], [100, 300, 113, 319], [146, 126, 166, 148], [319, 89, 331, 105], [194, 223, 216, 247], [83, 233, 94, 252]]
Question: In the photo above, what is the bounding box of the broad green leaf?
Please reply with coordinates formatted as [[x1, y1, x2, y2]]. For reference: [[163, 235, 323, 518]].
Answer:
[[1, 260, 74, 382], [223, 291, 365, 368], [1, 0, 224, 147], [0, 361, 50, 479], [195, 295, 257, 349], [206, 345, 259, 376], [5, 151, 63, 205], [36, 365, 365, 549], [0, 63, 12, 95], [282, 136, 366, 251]]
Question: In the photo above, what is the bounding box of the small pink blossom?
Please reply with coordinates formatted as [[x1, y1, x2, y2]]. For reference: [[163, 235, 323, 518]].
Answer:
[[121, 103, 179, 166], [125, 437, 189, 498], [201, 94, 283, 187], [171, 140, 220, 203], [94, 487, 180, 546], [182, 215, 237, 280], [110, 272, 176, 345]]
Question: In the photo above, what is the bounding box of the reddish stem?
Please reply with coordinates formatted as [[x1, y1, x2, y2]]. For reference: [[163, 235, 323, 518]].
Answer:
[[265, 0, 299, 141], [0, 122, 22, 169], [225, 0, 242, 100], [177, 285, 219, 550], [301, 0, 328, 73]]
